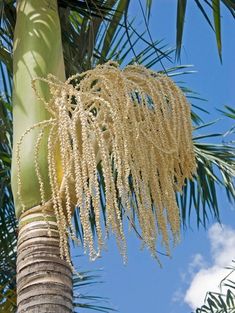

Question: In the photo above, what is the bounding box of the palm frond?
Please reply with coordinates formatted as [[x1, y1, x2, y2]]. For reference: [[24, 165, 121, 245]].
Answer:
[[0, 90, 16, 313], [174, 0, 235, 60], [0, 220, 17, 312], [0, 2, 16, 307], [178, 128, 235, 227], [176, 0, 187, 60], [0, 71, 16, 313], [73, 270, 115, 312], [179, 102, 235, 227], [59, 0, 120, 75], [140, 0, 235, 60], [218, 105, 235, 120], [195, 261, 235, 313], [59, 0, 172, 76], [0, 1, 14, 72], [213, 0, 222, 62], [58, 0, 116, 20]]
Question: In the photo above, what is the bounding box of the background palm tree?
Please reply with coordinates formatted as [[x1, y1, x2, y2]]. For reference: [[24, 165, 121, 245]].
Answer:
[[193, 106, 235, 313], [194, 265, 235, 313], [194, 258, 235, 313], [0, 0, 234, 312]]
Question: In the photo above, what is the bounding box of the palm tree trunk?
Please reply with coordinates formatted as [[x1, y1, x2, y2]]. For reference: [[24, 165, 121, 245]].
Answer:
[[17, 203, 73, 313], [11, 1, 73, 311]]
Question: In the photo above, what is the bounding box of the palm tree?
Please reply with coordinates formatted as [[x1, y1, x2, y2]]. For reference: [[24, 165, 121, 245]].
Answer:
[[194, 107, 235, 313], [194, 259, 235, 313], [0, 1, 234, 312]]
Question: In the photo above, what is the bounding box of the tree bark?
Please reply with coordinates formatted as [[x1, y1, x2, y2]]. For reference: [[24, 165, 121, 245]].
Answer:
[[17, 203, 73, 313]]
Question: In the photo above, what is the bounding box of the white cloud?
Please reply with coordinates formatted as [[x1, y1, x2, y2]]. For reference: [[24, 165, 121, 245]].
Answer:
[[172, 288, 185, 303], [184, 223, 235, 310], [188, 253, 207, 275]]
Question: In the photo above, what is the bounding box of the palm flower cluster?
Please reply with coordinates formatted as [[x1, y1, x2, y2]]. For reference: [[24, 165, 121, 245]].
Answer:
[[16, 62, 196, 264]]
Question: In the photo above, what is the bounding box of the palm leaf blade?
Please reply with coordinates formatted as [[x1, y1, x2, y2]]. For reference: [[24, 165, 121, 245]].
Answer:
[[212, 0, 222, 62], [176, 0, 187, 59]]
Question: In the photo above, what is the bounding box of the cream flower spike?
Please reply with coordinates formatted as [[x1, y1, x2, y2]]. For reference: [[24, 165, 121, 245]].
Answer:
[[17, 61, 197, 264]]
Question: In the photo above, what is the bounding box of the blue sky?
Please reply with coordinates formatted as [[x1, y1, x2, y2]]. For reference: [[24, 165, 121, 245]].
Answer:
[[72, 2, 235, 313]]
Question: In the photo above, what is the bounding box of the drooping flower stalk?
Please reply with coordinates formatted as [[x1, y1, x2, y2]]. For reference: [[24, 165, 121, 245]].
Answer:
[[16, 61, 197, 263]]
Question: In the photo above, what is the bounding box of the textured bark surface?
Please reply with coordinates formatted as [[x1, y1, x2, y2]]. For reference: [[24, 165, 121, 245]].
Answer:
[[17, 204, 73, 313]]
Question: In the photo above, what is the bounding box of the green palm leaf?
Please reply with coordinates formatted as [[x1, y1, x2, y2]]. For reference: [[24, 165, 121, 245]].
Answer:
[[180, 140, 235, 226], [195, 261, 235, 313], [73, 270, 115, 312], [176, 0, 187, 60], [213, 0, 222, 62], [142, 0, 235, 60]]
